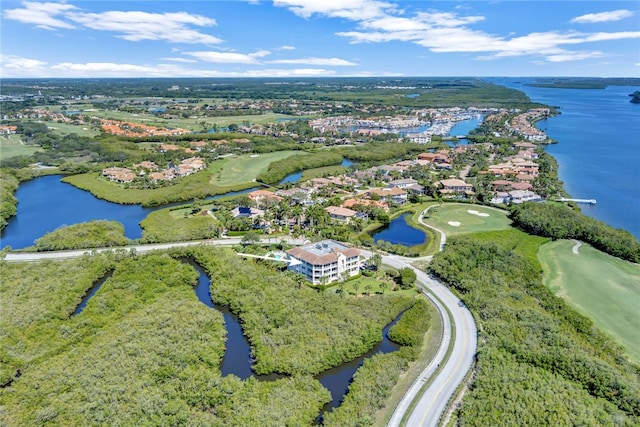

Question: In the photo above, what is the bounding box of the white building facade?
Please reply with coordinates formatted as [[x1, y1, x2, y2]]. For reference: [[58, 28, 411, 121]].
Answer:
[[286, 240, 361, 284]]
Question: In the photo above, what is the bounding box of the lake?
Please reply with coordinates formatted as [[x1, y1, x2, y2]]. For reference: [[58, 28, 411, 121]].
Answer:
[[488, 78, 640, 239], [372, 213, 427, 246], [0, 175, 256, 250]]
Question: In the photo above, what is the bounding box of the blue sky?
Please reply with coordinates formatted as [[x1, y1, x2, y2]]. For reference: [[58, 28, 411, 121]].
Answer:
[[2, 0, 639, 78]]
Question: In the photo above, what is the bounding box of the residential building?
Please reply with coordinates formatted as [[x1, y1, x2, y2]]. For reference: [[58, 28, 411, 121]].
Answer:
[[405, 133, 431, 144], [286, 240, 361, 284], [231, 206, 264, 219], [434, 178, 473, 195], [247, 190, 283, 207], [388, 178, 419, 188], [325, 206, 358, 223], [368, 187, 408, 205]]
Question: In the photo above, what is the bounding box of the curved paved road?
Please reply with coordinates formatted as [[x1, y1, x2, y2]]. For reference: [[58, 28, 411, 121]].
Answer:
[[384, 255, 477, 427]]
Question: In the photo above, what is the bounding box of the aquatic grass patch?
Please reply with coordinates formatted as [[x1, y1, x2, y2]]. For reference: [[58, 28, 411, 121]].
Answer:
[[539, 240, 640, 363]]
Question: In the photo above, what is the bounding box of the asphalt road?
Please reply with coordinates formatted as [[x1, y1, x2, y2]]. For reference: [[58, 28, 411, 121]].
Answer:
[[384, 255, 477, 427], [2, 236, 305, 262]]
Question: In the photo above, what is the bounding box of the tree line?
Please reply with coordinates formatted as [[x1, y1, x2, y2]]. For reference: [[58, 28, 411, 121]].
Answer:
[[428, 231, 640, 425], [511, 202, 640, 263]]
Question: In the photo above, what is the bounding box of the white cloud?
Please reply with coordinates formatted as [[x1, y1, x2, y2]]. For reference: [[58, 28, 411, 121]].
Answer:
[[0, 55, 48, 76], [267, 57, 356, 65], [161, 57, 199, 63], [545, 51, 604, 62], [184, 50, 271, 64], [571, 9, 634, 24], [3, 1, 77, 29], [312, 4, 640, 64], [239, 68, 335, 77], [273, 0, 397, 20], [278, 45, 297, 50], [4, 2, 220, 44], [67, 10, 221, 44]]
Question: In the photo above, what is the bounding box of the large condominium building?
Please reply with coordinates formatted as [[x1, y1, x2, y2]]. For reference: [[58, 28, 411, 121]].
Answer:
[[286, 240, 361, 284]]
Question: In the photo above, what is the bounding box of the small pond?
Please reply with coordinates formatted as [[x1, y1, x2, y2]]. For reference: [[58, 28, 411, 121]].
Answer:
[[371, 213, 427, 247]]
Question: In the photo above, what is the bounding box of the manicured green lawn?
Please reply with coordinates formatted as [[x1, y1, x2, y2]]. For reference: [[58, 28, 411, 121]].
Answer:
[[0, 135, 42, 159], [40, 121, 101, 137], [422, 203, 512, 236], [212, 151, 308, 186], [538, 239, 640, 363]]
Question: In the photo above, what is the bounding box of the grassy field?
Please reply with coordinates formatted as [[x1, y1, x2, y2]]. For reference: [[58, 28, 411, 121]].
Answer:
[[212, 151, 308, 186], [0, 134, 42, 159], [422, 203, 511, 236], [41, 121, 101, 137], [538, 239, 640, 363]]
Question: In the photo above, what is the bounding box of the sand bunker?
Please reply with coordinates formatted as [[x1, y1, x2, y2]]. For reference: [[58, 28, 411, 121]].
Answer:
[[448, 221, 461, 227], [467, 209, 490, 217]]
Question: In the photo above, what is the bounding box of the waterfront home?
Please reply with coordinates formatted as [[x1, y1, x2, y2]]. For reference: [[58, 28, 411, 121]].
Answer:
[[102, 167, 136, 183], [490, 191, 511, 204], [405, 133, 431, 144], [248, 189, 283, 207], [325, 206, 358, 223], [275, 187, 313, 205], [509, 190, 543, 204], [286, 240, 361, 284]]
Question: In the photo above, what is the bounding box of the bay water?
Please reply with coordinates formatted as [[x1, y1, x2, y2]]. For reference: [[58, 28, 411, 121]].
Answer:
[[488, 78, 640, 239]]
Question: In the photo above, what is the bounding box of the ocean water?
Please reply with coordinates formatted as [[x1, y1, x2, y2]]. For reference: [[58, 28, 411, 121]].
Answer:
[[488, 78, 640, 239]]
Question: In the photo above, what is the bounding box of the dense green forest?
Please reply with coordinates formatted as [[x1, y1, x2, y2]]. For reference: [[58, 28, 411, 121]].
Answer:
[[256, 152, 344, 185], [0, 170, 19, 230], [511, 202, 640, 263], [33, 220, 131, 251], [2, 77, 540, 108], [178, 245, 416, 375], [0, 246, 432, 425], [428, 230, 640, 425]]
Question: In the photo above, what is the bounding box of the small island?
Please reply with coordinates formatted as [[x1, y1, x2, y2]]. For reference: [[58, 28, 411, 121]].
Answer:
[[629, 91, 640, 104]]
